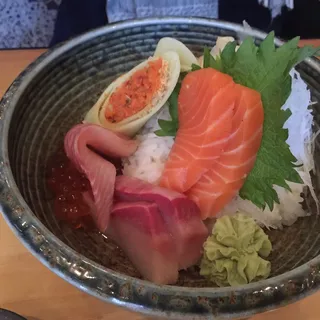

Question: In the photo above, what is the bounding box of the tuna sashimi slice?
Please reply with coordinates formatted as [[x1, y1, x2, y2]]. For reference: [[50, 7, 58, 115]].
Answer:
[[114, 175, 208, 269], [108, 201, 179, 284], [160, 68, 238, 193], [64, 123, 138, 231], [187, 84, 264, 219]]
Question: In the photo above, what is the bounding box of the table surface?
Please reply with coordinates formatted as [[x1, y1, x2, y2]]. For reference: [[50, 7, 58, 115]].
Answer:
[[1, 40, 320, 320]]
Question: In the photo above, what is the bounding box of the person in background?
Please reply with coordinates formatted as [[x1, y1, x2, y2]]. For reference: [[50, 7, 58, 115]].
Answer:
[[50, 0, 320, 46], [0, 0, 60, 49], [50, 0, 108, 47], [0, 0, 318, 49]]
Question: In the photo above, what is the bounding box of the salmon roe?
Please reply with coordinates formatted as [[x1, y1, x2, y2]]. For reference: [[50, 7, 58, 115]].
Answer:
[[105, 58, 164, 123], [46, 150, 94, 229]]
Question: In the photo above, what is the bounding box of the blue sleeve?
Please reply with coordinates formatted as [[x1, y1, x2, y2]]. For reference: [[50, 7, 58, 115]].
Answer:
[[50, 0, 108, 46]]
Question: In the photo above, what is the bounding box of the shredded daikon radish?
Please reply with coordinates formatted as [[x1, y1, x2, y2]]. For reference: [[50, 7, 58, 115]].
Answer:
[[282, 69, 319, 213], [282, 69, 314, 171], [219, 171, 309, 230]]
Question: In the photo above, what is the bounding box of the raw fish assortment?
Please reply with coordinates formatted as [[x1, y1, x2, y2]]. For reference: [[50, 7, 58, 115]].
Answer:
[[46, 32, 320, 287]]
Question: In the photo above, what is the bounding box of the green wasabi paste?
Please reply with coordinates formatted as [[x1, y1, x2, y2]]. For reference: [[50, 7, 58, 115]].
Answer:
[[200, 213, 272, 287]]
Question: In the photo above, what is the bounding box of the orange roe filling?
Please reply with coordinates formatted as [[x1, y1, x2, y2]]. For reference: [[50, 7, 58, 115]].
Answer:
[[105, 58, 164, 123]]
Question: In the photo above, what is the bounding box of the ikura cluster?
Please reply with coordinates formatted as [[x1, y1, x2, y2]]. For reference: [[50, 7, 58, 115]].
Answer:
[[46, 150, 94, 229]]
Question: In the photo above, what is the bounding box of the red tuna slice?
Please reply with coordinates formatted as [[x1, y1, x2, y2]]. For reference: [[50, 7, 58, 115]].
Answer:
[[64, 124, 138, 231], [114, 175, 208, 270], [108, 201, 179, 284]]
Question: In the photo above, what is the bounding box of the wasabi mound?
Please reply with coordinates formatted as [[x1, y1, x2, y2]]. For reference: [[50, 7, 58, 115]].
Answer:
[[200, 213, 272, 287]]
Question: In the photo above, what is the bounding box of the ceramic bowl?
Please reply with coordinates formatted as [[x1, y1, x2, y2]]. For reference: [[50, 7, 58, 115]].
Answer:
[[0, 309, 27, 320], [1, 18, 320, 320]]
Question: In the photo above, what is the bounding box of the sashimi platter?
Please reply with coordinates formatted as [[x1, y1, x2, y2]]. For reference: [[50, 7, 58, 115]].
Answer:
[[46, 32, 320, 288]]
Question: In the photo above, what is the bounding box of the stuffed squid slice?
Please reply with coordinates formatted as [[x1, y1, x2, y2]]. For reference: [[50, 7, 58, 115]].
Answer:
[[154, 37, 199, 72], [84, 51, 180, 137]]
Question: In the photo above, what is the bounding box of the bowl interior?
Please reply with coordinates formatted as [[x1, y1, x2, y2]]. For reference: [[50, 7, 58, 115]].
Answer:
[[7, 21, 320, 287]]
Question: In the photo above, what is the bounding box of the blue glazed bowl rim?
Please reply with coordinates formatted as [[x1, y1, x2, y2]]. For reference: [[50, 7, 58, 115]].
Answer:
[[1, 17, 320, 319]]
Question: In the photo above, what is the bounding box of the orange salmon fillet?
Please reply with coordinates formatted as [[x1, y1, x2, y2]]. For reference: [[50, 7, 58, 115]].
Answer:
[[187, 84, 264, 219], [159, 68, 238, 193]]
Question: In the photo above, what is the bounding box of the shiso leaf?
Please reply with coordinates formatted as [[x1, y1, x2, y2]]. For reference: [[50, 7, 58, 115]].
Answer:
[[297, 44, 320, 64], [203, 46, 224, 71], [204, 32, 320, 210], [203, 47, 212, 68]]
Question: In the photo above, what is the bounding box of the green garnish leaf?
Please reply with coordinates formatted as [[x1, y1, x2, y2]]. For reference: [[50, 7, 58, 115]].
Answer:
[[155, 81, 181, 137], [155, 118, 178, 137], [297, 44, 320, 64], [203, 47, 224, 70], [206, 32, 320, 210], [180, 71, 189, 80], [219, 41, 237, 72], [154, 129, 176, 137], [158, 119, 175, 132], [191, 63, 201, 71], [203, 47, 211, 68], [168, 83, 180, 121]]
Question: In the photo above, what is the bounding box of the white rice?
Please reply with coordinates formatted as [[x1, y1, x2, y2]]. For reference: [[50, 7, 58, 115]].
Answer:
[[122, 69, 315, 229], [122, 105, 174, 184]]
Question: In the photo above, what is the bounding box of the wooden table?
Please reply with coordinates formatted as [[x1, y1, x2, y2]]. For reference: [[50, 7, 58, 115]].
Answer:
[[1, 41, 320, 320]]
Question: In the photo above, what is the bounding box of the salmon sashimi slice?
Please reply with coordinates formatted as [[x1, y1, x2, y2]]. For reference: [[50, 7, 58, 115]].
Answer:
[[160, 68, 238, 193], [114, 175, 208, 269], [187, 85, 264, 219], [108, 201, 179, 284], [64, 123, 138, 231]]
